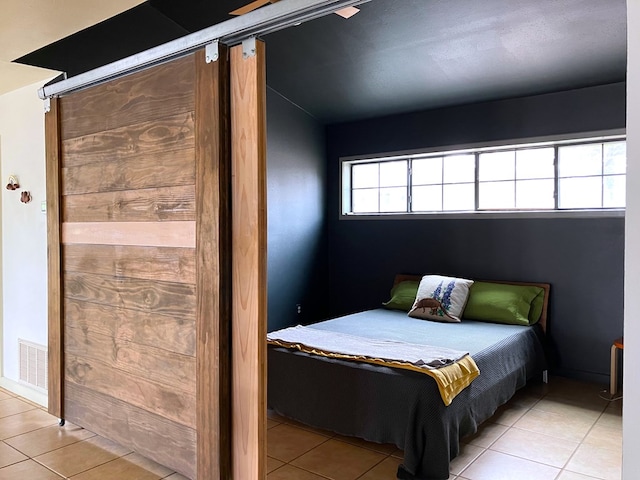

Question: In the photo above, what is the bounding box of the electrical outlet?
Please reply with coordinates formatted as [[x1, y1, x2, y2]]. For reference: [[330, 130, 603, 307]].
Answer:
[[296, 304, 302, 314]]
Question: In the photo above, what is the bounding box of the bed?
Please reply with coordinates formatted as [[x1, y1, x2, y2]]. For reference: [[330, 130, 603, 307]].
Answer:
[[267, 275, 550, 480]]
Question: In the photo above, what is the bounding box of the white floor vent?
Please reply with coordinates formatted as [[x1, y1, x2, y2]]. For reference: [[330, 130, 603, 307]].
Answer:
[[19, 339, 48, 391]]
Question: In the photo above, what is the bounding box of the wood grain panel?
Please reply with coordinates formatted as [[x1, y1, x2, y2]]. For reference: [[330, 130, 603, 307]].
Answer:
[[65, 298, 195, 356], [195, 46, 231, 480], [62, 148, 195, 195], [62, 111, 195, 168], [63, 244, 195, 284], [45, 96, 64, 419], [65, 383, 196, 478], [62, 185, 195, 223], [66, 326, 195, 393], [60, 55, 196, 141], [64, 272, 196, 318], [230, 40, 268, 480], [66, 353, 195, 427], [62, 221, 196, 248]]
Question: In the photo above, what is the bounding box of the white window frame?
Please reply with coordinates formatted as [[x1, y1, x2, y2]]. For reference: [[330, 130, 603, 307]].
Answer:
[[340, 130, 626, 220]]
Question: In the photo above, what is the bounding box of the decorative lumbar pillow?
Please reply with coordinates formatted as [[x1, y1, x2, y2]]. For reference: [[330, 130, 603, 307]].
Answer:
[[383, 280, 420, 312], [408, 275, 474, 323]]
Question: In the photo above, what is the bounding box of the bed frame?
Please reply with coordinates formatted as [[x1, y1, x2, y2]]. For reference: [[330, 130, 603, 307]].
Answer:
[[268, 274, 551, 479]]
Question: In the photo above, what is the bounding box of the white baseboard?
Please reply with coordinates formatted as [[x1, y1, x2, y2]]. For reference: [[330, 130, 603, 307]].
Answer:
[[0, 377, 47, 407]]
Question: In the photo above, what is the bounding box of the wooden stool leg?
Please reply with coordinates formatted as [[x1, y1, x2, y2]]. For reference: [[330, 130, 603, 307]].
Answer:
[[610, 344, 618, 396]]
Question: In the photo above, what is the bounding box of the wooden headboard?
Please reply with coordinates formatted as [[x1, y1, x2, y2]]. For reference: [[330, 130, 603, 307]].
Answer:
[[393, 274, 550, 334]]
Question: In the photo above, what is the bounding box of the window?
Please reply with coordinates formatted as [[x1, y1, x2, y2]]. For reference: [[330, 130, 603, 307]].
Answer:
[[341, 135, 626, 216]]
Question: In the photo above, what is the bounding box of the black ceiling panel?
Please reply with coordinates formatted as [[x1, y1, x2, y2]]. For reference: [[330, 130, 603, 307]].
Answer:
[[149, 0, 251, 32], [13, 0, 627, 124], [264, 0, 627, 122], [14, 3, 189, 77]]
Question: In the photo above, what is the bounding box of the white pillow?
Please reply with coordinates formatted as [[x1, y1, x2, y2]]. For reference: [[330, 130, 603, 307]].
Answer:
[[408, 275, 474, 323]]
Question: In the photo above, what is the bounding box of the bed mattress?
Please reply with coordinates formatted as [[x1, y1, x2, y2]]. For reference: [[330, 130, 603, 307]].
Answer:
[[267, 308, 547, 480]]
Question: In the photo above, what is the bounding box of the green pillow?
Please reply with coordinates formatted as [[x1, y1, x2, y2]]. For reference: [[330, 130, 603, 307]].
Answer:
[[528, 288, 545, 324], [383, 280, 420, 312], [463, 282, 544, 326]]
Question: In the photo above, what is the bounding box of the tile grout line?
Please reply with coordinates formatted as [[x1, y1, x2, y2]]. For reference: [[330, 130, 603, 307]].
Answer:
[[354, 452, 393, 479]]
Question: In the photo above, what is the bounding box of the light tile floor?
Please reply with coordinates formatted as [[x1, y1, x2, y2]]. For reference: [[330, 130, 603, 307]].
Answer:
[[266, 376, 622, 480], [0, 376, 622, 479]]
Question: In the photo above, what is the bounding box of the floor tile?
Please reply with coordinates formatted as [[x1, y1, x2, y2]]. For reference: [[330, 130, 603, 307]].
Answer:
[[556, 471, 605, 480], [84, 435, 132, 457], [4, 422, 95, 457], [163, 473, 189, 480], [513, 407, 595, 443], [583, 421, 622, 453], [68, 455, 165, 480], [0, 459, 63, 479], [541, 377, 605, 402], [460, 450, 559, 480], [267, 456, 285, 473], [0, 392, 12, 402], [333, 433, 397, 455], [291, 438, 386, 480], [449, 443, 484, 475], [267, 464, 329, 479], [597, 407, 623, 430], [462, 422, 508, 448], [284, 418, 336, 437], [0, 442, 27, 468], [509, 387, 544, 408], [0, 398, 37, 419], [532, 396, 605, 421], [267, 424, 329, 463], [34, 436, 127, 477], [391, 448, 403, 459], [605, 399, 623, 416], [268, 418, 281, 429], [120, 452, 174, 477], [0, 409, 57, 440], [488, 403, 529, 427], [267, 410, 288, 423], [565, 443, 622, 480], [358, 456, 403, 480], [490, 426, 579, 468]]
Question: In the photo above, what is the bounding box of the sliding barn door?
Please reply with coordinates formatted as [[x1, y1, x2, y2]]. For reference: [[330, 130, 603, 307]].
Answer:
[[46, 49, 232, 479]]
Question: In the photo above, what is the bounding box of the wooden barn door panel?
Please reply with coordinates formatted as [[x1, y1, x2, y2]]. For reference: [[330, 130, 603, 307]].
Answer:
[[231, 39, 268, 480], [46, 50, 233, 479], [46, 96, 63, 419], [195, 44, 232, 479]]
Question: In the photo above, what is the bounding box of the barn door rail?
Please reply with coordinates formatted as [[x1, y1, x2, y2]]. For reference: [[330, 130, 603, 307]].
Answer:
[[38, 0, 369, 100]]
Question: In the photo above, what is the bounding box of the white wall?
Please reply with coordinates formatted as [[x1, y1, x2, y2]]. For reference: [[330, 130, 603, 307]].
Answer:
[[624, 2, 640, 478], [0, 80, 50, 402]]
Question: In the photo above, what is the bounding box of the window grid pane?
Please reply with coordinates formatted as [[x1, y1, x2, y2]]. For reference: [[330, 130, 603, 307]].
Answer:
[[344, 138, 625, 215]]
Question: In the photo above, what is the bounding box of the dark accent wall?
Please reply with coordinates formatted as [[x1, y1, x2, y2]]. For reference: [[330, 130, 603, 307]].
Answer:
[[267, 88, 327, 332], [326, 83, 626, 383]]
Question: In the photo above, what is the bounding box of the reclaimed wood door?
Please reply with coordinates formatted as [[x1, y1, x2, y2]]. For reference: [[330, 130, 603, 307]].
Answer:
[[45, 47, 238, 479]]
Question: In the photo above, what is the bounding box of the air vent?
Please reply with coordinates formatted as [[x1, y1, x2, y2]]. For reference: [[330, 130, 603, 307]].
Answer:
[[18, 339, 48, 391]]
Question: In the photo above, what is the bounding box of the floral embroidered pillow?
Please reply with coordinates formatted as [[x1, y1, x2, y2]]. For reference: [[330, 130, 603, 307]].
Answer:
[[408, 275, 474, 323]]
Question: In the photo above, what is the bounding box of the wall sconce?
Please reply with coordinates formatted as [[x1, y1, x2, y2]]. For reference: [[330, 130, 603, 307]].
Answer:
[[6, 175, 19, 190]]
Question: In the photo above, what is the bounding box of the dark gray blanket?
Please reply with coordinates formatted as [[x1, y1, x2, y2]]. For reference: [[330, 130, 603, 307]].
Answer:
[[267, 309, 547, 480]]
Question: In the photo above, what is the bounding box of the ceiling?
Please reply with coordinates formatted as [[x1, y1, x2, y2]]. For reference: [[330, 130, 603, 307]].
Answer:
[[0, 0, 145, 95], [6, 0, 627, 124]]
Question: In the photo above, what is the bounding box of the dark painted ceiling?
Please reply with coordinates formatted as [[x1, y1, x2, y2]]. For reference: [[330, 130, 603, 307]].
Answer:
[[15, 0, 627, 124]]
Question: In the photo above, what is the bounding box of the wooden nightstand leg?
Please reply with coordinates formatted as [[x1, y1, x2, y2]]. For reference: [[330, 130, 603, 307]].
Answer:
[[610, 344, 618, 396]]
